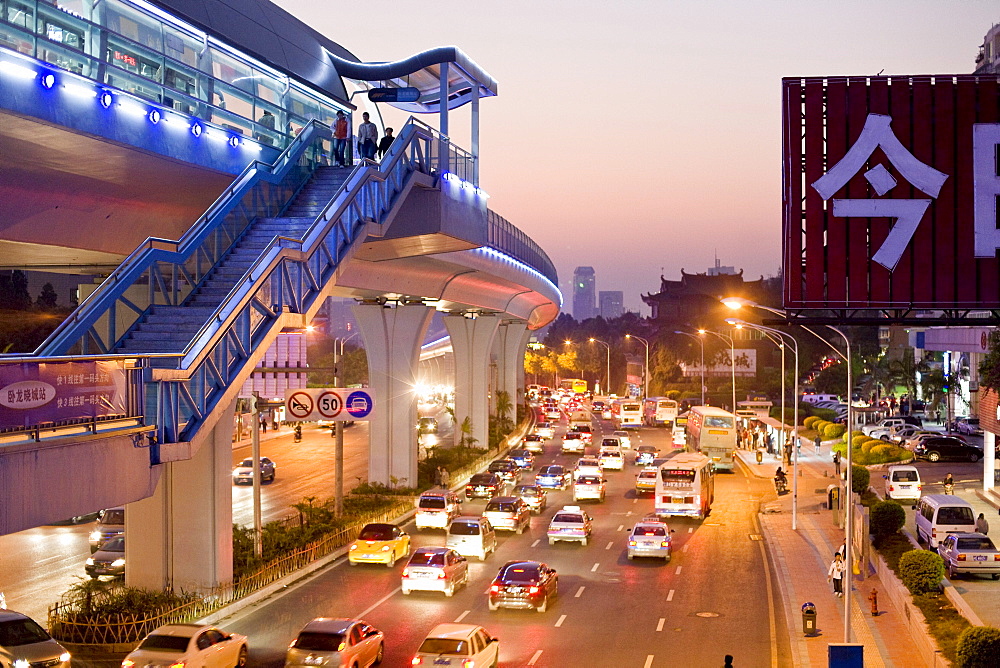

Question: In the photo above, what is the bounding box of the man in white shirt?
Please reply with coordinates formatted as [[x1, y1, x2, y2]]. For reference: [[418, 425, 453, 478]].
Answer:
[[357, 112, 378, 161]]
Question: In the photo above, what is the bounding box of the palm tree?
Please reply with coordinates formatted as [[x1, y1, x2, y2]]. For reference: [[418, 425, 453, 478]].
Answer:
[[495, 390, 513, 433]]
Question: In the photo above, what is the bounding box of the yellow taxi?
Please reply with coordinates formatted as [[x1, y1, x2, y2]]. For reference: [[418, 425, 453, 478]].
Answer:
[[634, 467, 658, 495], [348, 523, 410, 567]]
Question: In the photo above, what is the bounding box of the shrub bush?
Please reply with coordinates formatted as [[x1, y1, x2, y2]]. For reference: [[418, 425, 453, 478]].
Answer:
[[956, 626, 1000, 667], [823, 423, 846, 439], [860, 440, 878, 454], [870, 500, 906, 545], [812, 408, 837, 422], [851, 464, 870, 495], [898, 549, 944, 595], [831, 441, 848, 456], [803, 416, 819, 430], [852, 448, 871, 466], [852, 434, 868, 448], [870, 443, 894, 462]]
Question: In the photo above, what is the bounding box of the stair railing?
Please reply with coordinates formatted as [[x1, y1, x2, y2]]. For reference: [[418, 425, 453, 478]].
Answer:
[[37, 121, 334, 357]]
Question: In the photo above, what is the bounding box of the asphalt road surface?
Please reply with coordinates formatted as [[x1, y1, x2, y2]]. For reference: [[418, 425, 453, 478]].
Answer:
[[219, 417, 791, 667]]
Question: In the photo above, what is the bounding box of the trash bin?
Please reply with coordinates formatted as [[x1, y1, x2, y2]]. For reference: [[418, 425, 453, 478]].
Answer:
[[801, 602, 817, 636]]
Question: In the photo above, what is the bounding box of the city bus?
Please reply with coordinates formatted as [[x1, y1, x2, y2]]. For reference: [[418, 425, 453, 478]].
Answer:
[[685, 406, 738, 471], [643, 397, 679, 427], [612, 399, 643, 429], [559, 378, 589, 394], [654, 452, 715, 519]]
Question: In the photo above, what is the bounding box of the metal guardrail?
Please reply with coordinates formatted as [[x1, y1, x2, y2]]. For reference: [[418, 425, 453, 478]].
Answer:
[[487, 209, 559, 285]]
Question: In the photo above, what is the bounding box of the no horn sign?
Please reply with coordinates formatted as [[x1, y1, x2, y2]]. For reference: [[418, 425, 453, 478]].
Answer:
[[283, 388, 375, 421]]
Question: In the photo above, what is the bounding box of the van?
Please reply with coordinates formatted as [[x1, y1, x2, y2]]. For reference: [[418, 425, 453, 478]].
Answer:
[[446, 516, 497, 561], [415, 490, 462, 530], [914, 494, 977, 549], [883, 465, 921, 501]]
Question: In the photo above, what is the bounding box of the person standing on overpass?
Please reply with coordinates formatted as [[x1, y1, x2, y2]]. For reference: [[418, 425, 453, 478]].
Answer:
[[357, 112, 378, 161], [333, 110, 349, 167]]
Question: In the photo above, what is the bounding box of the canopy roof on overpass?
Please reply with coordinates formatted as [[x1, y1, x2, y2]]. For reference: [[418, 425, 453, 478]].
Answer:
[[327, 46, 498, 114]]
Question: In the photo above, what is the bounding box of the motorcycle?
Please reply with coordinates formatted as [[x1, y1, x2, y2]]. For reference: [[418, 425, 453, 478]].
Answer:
[[293, 425, 303, 443], [774, 475, 788, 495], [943, 482, 955, 495]]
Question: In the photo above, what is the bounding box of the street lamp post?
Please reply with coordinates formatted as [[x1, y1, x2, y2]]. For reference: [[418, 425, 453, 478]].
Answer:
[[589, 338, 611, 396], [727, 319, 800, 531], [722, 296, 855, 644], [625, 334, 650, 399], [699, 329, 737, 413], [675, 330, 706, 405]]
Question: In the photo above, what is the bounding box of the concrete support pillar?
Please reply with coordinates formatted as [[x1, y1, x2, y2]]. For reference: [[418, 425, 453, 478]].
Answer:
[[494, 321, 528, 421], [353, 303, 434, 486], [516, 329, 531, 408], [445, 313, 500, 448], [126, 400, 236, 591], [985, 431, 996, 491]]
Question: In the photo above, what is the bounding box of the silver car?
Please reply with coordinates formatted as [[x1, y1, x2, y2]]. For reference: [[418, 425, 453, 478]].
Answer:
[[938, 533, 1000, 580], [401, 547, 470, 596], [285, 618, 384, 668], [626, 520, 674, 561], [0, 610, 71, 668]]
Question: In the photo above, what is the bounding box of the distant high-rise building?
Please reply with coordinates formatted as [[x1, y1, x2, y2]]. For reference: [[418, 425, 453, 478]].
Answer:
[[572, 266, 596, 320], [707, 258, 736, 276], [975, 23, 1000, 74], [599, 291, 623, 319]]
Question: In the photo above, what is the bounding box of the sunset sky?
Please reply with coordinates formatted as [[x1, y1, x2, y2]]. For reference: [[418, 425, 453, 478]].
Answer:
[[275, 0, 997, 314]]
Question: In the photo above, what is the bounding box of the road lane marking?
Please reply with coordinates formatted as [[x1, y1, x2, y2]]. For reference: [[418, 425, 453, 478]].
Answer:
[[528, 650, 543, 665], [591, 562, 600, 572], [454, 610, 470, 623], [675, 566, 682, 575], [666, 589, 674, 602], [605, 541, 614, 550], [657, 617, 665, 631], [531, 539, 540, 547], [617, 524, 624, 531], [575, 586, 585, 598], [633, 498, 638, 503], [683, 544, 690, 552], [356, 586, 401, 618], [644, 655, 654, 668], [688, 527, 693, 533], [555, 614, 566, 627]]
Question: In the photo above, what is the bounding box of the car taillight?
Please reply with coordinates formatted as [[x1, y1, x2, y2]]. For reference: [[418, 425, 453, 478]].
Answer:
[[437, 571, 447, 579], [994, 555, 1000, 561], [168, 662, 186, 668], [628, 540, 637, 546], [402, 568, 409, 577], [122, 661, 135, 668], [463, 660, 475, 668], [888, 485, 895, 492], [529, 585, 540, 594], [958, 554, 967, 561], [661, 541, 670, 548], [412, 658, 422, 666], [490, 584, 501, 593]]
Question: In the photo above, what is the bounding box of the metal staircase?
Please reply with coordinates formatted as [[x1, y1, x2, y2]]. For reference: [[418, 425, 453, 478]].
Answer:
[[36, 119, 446, 454]]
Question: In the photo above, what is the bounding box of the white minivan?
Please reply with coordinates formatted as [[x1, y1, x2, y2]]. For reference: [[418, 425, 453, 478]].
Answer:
[[883, 465, 921, 501], [446, 516, 497, 561], [914, 494, 977, 549]]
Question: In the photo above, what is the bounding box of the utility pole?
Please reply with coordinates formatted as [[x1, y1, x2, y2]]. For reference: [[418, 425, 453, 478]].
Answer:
[[334, 339, 344, 516], [251, 392, 263, 557]]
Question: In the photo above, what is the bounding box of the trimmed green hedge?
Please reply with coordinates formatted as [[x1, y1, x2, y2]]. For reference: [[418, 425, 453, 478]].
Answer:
[[956, 626, 1000, 667], [899, 550, 945, 595]]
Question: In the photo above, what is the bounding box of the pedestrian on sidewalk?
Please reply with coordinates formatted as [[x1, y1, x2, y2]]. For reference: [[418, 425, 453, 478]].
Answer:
[[433, 466, 443, 487], [814, 433, 822, 455], [833, 451, 842, 478], [828, 553, 846, 597], [976, 512, 990, 535], [260, 415, 268, 433], [440, 467, 451, 488]]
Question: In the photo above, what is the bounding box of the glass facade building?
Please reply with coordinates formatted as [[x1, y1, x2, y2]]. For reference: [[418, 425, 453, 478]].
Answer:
[[0, 0, 350, 148]]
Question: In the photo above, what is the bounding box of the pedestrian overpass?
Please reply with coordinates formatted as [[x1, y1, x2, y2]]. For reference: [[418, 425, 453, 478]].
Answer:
[[0, 0, 560, 592]]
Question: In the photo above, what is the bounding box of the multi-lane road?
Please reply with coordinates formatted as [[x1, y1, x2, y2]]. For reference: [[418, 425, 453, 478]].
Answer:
[[220, 416, 790, 668]]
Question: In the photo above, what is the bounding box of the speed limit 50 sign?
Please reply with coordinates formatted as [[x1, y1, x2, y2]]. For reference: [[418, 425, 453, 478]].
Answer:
[[283, 388, 375, 421]]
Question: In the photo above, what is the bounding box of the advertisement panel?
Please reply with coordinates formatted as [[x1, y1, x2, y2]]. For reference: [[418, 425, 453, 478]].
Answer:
[[0, 360, 128, 429], [783, 75, 1000, 309]]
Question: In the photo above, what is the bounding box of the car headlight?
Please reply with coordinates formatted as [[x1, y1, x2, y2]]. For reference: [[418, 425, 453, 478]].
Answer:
[[15, 660, 29, 668], [86, 557, 95, 565], [112, 559, 126, 567], [90, 530, 101, 541], [60, 653, 71, 663]]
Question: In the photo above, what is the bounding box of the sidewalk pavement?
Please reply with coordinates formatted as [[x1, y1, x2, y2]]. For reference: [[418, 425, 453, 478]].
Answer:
[[736, 437, 929, 668]]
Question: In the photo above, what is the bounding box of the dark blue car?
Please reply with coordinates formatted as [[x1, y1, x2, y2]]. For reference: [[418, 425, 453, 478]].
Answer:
[[634, 446, 658, 466]]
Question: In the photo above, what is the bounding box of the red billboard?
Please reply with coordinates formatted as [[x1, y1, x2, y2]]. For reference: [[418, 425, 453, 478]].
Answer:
[[783, 75, 1000, 309]]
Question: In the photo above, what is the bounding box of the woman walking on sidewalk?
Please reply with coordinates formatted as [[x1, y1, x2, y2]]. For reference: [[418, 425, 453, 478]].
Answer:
[[828, 553, 846, 597]]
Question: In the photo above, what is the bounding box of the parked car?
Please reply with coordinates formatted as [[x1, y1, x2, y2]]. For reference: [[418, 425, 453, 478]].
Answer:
[[285, 618, 384, 668], [123, 624, 247, 668], [411, 624, 499, 668], [951, 417, 983, 436], [938, 533, 1000, 580], [232, 456, 276, 484], [488, 560, 559, 612], [0, 609, 71, 668], [913, 437, 982, 463], [883, 465, 922, 501], [401, 547, 470, 596]]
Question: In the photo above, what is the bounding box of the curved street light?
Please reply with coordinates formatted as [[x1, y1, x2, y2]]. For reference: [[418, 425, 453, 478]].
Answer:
[[674, 330, 706, 406], [588, 338, 611, 396], [625, 334, 650, 399], [698, 329, 737, 414]]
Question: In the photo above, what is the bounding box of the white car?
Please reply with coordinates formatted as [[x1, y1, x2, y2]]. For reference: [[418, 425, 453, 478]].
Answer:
[[402, 547, 470, 596], [612, 430, 632, 449], [573, 457, 603, 479], [285, 618, 384, 668], [598, 447, 624, 470], [123, 624, 248, 668], [0, 610, 71, 668], [411, 624, 499, 667]]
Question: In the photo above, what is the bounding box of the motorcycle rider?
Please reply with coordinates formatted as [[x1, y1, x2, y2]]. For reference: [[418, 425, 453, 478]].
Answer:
[[943, 472, 955, 494], [774, 466, 788, 493]]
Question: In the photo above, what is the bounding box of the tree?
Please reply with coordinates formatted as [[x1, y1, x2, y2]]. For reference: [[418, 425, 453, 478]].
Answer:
[[0, 270, 31, 310], [979, 331, 1000, 396], [35, 282, 58, 310], [494, 390, 513, 433]]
